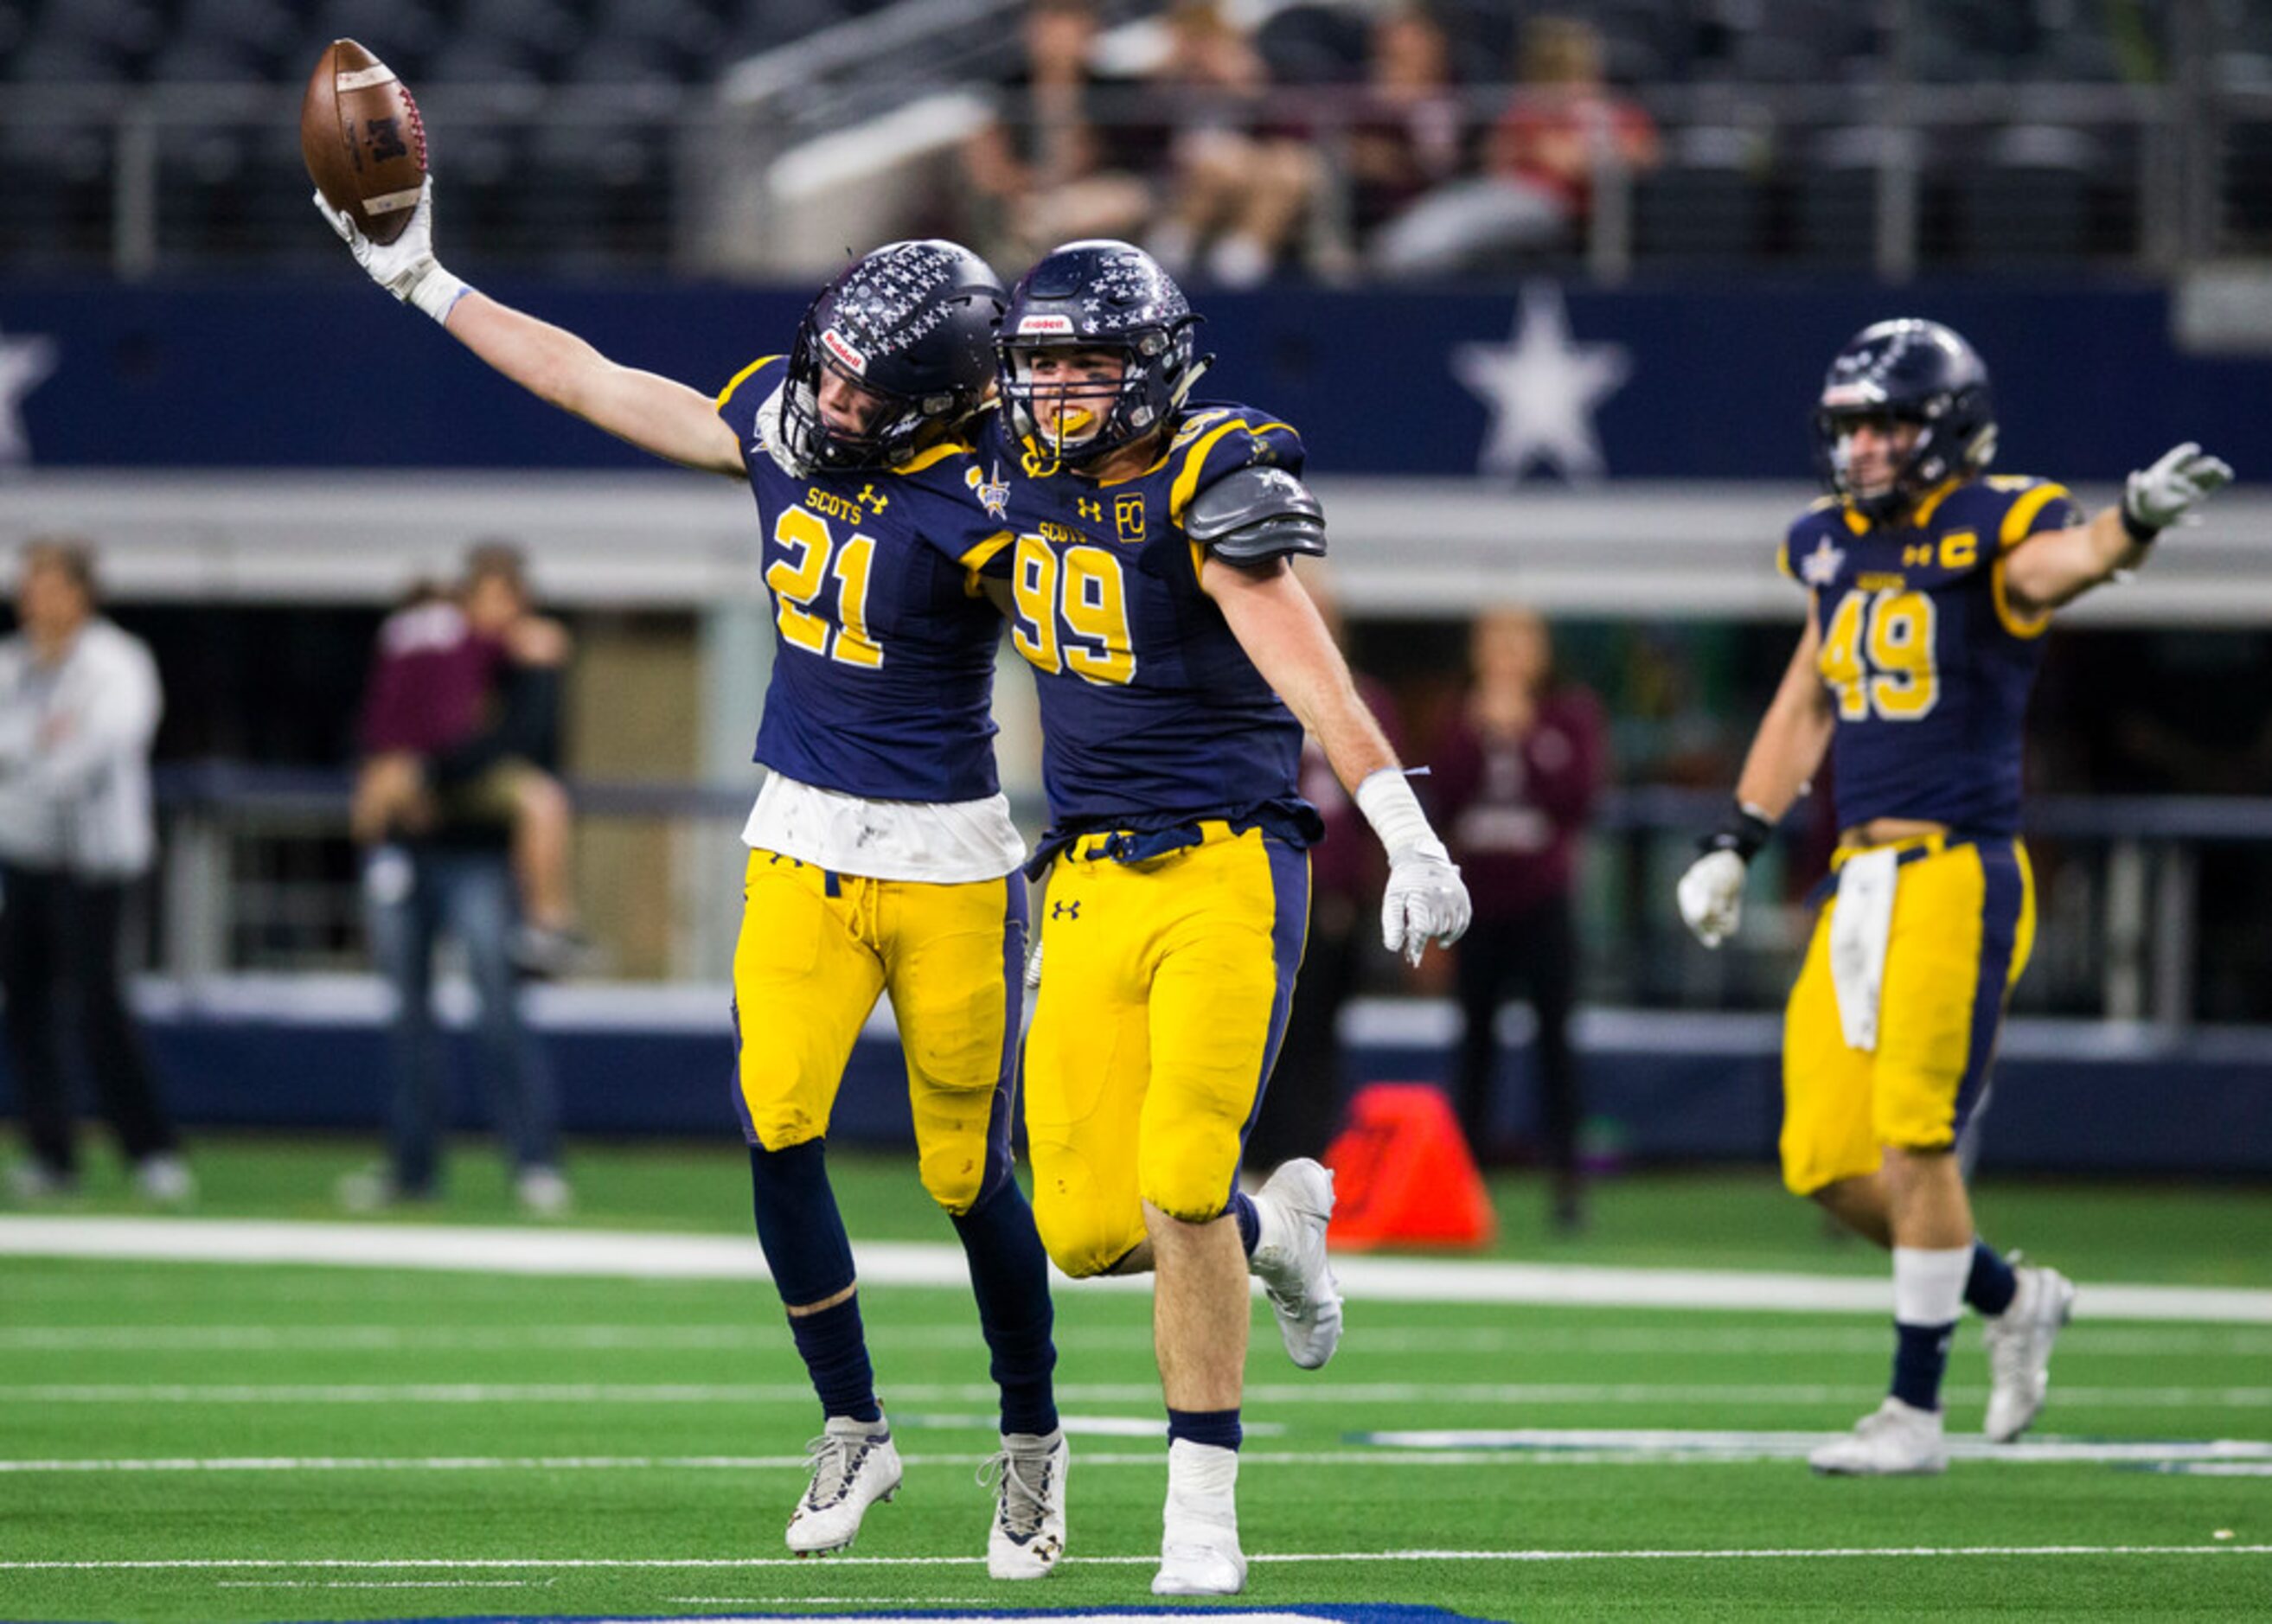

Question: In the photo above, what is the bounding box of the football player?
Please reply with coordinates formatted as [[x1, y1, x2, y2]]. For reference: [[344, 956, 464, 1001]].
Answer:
[[317, 186, 1067, 1576], [979, 240, 1473, 1595], [1677, 319, 2232, 1474]]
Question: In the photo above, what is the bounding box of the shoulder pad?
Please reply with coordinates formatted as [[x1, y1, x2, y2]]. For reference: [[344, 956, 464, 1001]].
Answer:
[[1182, 464, 1326, 565]]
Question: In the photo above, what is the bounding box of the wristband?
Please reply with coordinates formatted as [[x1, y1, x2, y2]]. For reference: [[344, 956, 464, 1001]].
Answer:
[[406, 265, 470, 325], [2118, 502, 2160, 547], [1354, 766, 1440, 860], [1699, 800, 1775, 863]]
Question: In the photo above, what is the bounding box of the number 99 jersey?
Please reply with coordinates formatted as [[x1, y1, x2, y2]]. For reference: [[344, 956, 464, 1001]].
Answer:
[[976, 402, 1323, 847], [1778, 474, 2080, 836], [716, 355, 1008, 803]]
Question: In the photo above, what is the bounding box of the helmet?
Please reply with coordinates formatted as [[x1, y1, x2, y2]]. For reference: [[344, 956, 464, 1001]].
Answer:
[[1811, 318, 1997, 519], [780, 240, 1006, 471], [996, 239, 1207, 468]]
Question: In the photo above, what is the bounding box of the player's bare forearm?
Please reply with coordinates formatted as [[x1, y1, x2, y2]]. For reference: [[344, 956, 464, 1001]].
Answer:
[[1733, 615, 1833, 820], [1203, 554, 1398, 789], [445, 293, 745, 476], [2000, 506, 2145, 614]]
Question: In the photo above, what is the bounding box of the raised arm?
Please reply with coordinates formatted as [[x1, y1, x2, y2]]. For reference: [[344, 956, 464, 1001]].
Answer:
[[2002, 444, 2233, 614], [317, 182, 744, 477]]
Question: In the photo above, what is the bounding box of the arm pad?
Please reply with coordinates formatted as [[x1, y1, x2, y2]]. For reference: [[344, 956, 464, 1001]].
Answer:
[[1183, 464, 1328, 565]]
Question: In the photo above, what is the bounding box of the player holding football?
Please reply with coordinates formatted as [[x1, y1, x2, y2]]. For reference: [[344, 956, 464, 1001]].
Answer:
[[1677, 319, 2232, 1474], [316, 186, 1068, 1575], [978, 240, 1473, 1595]]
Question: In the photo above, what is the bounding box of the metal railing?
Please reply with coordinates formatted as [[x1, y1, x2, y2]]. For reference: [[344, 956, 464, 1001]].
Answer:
[[4, 72, 2270, 279], [144, 764, 2272, 1028]]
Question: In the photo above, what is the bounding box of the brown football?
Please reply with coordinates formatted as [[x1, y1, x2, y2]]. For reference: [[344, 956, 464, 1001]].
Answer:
[[300, 39, 428, 246]]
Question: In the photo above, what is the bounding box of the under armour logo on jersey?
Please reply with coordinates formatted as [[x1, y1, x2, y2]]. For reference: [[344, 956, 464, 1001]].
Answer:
[[857, 483, 889, 514], [1799, 535, 1846, 587], [1050, 900, 1081, 921], [1076, 497, 1104, 525], [1903, 543, 1934, 567]]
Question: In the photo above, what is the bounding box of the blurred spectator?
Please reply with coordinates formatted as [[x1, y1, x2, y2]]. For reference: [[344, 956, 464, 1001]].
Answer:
[[1432, 605, 1605, 1231], [1145, 0, 1321, 286], [1245, 565, 1397, 1173], [352, 547, 584, 975], [961, 0, 1155, 264], [344, 544, 573, 1216], [1373, 14, 1659, 278], [0, 540, 192, 1206], [1341, 5, 1469, 241]]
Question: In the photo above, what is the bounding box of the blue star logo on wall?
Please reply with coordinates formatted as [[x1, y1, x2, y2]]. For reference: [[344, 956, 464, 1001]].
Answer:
[[0, 326, 58, 469], [1451, 282, 1630, 483]]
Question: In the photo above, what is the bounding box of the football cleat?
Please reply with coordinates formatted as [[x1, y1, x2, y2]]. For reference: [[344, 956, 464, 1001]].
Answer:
[[1982, 1257, 2076, 1443], [1808, 1397, 1949, 1476], [131, 1154, 196, 1207], [1250, 1157, 1345, 1370], [1151, 1439, 1245, 1596], [981, 1428, 1068, 1579], [784, 1416, 902, 1556], [514, 1165, 573, 1218]]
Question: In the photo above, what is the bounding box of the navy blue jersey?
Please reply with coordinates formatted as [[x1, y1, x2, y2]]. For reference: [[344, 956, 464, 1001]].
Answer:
[[976, 401, 1322, 845], [716, 356, 1010, 802], [1778, 474, 2080, 835]]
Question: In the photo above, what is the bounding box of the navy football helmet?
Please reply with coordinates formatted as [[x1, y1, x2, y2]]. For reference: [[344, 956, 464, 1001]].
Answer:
[[996, 239, 1208, 469], [1811, 318, 1997, 519], [780, 240, 1006, 471]]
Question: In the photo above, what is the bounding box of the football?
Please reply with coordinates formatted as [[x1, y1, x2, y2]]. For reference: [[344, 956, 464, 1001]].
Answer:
[[299, 39, 428, 246]]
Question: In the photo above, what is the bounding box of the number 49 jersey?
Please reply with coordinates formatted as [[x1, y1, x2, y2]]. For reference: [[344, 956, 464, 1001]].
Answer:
[[716, 356, 1006, 802], [1779, 474, 2080, 836]]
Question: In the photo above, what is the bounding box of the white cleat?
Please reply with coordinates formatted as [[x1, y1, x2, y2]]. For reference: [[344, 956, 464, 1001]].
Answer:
[[982, 1428, 1068, 1579], [1808, 1397, 1949, 1476], [1250, 1157, 1345, 1370], [131, 1154, 196, 1208], [1151, 1439, 1245, 1596], [784, 1415, 902, 1556], [1983, 1258, 2076, 1443]]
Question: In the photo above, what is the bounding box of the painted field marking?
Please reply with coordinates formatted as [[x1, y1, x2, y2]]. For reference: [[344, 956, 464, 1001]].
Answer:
[[6, 1544, 2269, 1572], [5, 1436, 2269, 1474], [5, 1215, 2270, 1322], [1353, 1429, 2272, 1463], [4, 1322, 2266, 1356], [2, 1380, 2263, 1409]]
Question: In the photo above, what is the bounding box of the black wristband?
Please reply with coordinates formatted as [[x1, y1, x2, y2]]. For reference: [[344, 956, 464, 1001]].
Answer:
[[1699, 802, 1774, 863], [2120, 503, 2161, 547]]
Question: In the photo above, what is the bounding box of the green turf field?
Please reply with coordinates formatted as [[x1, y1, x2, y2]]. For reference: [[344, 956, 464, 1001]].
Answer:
[[2, 1135, 2268, 1623]]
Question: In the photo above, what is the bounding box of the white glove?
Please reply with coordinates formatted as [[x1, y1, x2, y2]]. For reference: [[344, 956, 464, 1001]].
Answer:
[[1381, 836, 1472, 967], [1677, 848, 1748, 949], [1022, 935, 1044, 991], [314, 178, 467, 323], [2124, 442, 2235, 532]]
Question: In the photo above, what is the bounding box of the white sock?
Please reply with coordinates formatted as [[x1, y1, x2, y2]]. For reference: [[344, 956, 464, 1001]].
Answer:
[[1165, 1438, 1238, 1519], [1892, 1245, 1972, 1326]]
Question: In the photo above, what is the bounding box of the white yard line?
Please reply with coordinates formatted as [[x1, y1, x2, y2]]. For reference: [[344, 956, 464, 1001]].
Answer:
[[3, 1322, 2266, 1356], [5, 1435, 2270, 1474], [1, 1379, 2263, 1408], [5, 1545, 2268, 1572], [4, 1215, 2270, 1322]]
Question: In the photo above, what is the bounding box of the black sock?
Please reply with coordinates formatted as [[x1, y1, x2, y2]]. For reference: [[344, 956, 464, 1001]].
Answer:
[[951, 1179, 1059, 1437], [1167, 1406, 1243, 1452]]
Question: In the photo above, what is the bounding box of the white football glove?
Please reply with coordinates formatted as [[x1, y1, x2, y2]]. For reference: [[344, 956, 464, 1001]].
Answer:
[[314, 177, 467, 323], [1381, 836, 1472, 967], [1676, 848, 1748, 949], [1022, 935, 1044, 991], [2124, 442, 2235, 532]]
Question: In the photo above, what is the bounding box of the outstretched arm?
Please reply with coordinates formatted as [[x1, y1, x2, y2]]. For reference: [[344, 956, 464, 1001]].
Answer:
[[318, 182, 744, 477], [2003, 444, 2234, 614]]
